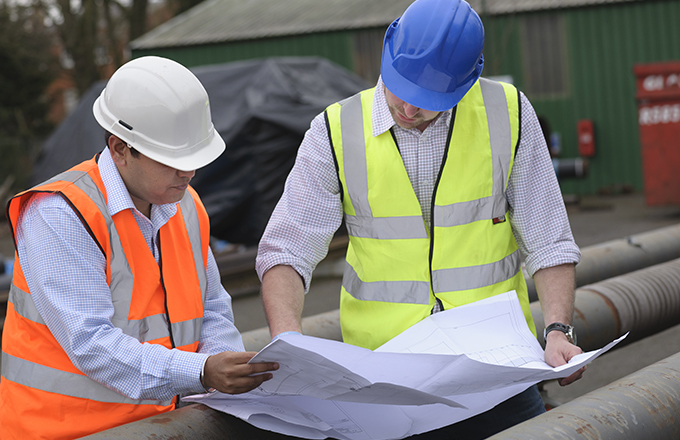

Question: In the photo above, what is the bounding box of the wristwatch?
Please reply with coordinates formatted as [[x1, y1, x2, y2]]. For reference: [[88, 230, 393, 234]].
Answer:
[[543, 322, 576, 345]]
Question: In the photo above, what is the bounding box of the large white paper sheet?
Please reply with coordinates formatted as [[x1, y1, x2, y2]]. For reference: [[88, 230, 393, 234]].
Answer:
[[185, 291, 627, 439]]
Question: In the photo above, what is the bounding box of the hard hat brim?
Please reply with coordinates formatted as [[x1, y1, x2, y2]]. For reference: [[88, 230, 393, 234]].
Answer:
[[93, 94, 226, 171], [142, 130, 226, 172], [380, 50, 482, 112]]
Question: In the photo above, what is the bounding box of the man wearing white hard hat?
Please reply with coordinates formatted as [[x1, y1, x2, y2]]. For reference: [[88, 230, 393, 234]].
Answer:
[[258, 0, 584, 438], [0, 56, 278, 439]]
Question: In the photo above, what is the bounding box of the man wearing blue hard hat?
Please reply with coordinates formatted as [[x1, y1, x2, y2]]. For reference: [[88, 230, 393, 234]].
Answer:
[[257, 0, 584, 437]]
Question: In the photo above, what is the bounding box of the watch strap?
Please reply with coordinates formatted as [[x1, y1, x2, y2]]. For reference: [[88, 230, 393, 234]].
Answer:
[[543, 322, 576, 344]]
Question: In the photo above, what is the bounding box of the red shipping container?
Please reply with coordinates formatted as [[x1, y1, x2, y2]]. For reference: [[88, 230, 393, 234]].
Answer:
[[634, 61, 680, 206]]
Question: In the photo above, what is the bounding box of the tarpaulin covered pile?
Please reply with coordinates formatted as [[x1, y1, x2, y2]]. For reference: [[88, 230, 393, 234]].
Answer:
[[32, 57, 369, 245]]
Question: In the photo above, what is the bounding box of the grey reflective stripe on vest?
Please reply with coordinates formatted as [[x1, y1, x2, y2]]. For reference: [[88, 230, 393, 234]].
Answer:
[[1, 351, 171, 406], [434, 79, 512, 228], [433, 194, 508, 228], [179, 193, 207, 300], [339, 94, 428, 240], [340, 94, 372, 220], [171, 318, 203, 348], [432, 250, 521, 293], [8, 283, 44, 324], [110, 313, 201, 347], [39, 169, 89, 187], [343, 262, 431, 304], [345, 214, 428, 239], [480, 78, 513, 199]]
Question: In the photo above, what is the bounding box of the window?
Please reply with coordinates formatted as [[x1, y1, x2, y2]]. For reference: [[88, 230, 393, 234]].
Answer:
[[353, 28, 384, 84], [521, 13, 569, 97]]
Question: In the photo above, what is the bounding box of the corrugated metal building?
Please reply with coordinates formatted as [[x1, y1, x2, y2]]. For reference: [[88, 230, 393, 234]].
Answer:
[[130, 0, 680, 196]]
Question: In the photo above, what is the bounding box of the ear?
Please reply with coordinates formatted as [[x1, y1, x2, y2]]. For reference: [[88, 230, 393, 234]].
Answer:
[[109, 136, 129, 167]]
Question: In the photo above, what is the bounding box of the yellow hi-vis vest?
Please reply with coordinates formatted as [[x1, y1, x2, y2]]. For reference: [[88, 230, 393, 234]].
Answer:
[[325, 79, 536, 350]]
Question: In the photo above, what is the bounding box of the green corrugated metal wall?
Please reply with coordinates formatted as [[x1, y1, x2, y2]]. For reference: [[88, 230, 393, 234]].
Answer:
[[132, 31, 356, 73], [483, 0, 680, 195], [132, 0, 680, 196]]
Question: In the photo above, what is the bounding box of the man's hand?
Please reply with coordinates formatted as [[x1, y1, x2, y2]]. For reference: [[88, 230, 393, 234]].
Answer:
[[534, 264, 585, 386], [544, 331, 586, 386], [202, 351, 279, 394]]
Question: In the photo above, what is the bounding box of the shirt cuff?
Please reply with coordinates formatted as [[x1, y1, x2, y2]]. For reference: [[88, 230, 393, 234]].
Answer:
[[524, 243, 581, 278], [199, 356, 217, 393], [256, 256, 312, 294], [170, 350, 211, 396]]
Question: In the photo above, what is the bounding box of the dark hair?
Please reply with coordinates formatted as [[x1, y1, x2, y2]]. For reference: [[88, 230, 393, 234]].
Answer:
[[105, 131, 140, 157]]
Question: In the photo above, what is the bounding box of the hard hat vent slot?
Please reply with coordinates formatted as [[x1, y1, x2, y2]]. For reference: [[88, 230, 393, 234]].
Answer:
[[119, 120, 134, 131]]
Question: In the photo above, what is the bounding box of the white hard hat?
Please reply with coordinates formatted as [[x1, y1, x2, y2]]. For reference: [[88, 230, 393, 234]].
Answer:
[[93, 56, 225, 171]]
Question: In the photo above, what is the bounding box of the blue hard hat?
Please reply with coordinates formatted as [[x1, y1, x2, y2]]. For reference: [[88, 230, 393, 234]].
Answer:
[[381, 0, 485, 112]]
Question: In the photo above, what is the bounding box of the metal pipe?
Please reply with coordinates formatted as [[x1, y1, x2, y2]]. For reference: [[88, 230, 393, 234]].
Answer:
[[532, 257, 680, 351], [525, 223, 680, 301], [485, 351, 680, 440], [78, 402, 295, 439], [82, 352, 680, 439], [90, 258, 680, 438]]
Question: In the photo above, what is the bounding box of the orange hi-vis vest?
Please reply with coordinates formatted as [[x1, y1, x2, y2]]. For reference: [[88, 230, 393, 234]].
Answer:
[[0, 155, 211, 439]]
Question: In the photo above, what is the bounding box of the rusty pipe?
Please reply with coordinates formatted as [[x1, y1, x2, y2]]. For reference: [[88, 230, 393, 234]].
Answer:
[[532, 257, 680, 351], [486, 351, 680, 440], [82, 352, 680, 440], [87, 259, 680, 438], [525, 223, 680, 301], [78, 402, 295, 439], [82, 337, 680, 440]]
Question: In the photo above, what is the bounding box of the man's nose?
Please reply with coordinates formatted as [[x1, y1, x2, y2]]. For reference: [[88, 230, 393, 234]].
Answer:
[[403, 103, 420, 118], [178, 169, 196, 179]]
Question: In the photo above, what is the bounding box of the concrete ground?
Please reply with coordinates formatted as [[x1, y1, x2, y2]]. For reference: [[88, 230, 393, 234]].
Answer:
[[231, 192, 680, 405]]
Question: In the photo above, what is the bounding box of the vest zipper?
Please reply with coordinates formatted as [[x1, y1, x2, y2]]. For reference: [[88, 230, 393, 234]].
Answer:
[[156, 233, 176, 349], [428, 107, 457, 314], [157, 232, 180, 408]]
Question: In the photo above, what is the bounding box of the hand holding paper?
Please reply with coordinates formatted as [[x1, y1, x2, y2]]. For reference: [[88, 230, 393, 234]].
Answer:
[[185, 291, 627, 440]]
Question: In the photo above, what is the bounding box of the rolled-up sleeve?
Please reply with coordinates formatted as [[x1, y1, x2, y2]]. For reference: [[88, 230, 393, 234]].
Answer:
[[256, 112, 344, 292], [507, 93, 581, 277]]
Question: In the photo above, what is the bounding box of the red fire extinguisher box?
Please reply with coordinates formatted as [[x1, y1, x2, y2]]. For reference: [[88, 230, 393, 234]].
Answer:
[[577, 119, 595, 157], [634, 61, 680, 206]]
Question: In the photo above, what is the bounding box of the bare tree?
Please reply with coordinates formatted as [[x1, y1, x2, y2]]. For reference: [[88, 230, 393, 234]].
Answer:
[[38, 0, 193, 95], [0, 0, 58, 194]]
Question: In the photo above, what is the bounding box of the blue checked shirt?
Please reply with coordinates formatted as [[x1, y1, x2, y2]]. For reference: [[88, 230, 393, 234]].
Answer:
[[257, 78, 581, 292], [15, 147, 244, 401]]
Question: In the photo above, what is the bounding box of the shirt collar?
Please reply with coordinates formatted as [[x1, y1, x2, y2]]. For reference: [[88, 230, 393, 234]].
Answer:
[[371, 76, 453, 138], [98, 147, 178, 223]]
